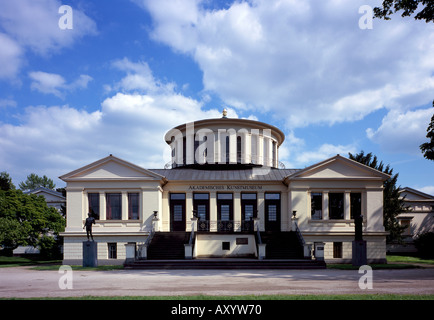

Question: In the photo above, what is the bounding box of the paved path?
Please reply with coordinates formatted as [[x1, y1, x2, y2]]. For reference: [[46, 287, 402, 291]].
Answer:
[[0, 266, 433, 298]]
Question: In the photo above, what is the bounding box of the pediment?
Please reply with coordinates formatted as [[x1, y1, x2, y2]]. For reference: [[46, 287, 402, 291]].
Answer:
[[286, 155, 390, 180], [400, 187, 434, 201], [60, 155, 165, 181]]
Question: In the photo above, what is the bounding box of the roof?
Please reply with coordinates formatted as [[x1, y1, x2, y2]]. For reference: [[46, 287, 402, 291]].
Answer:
[[149, 168, 299, 182], [25, 187, 65, 200]]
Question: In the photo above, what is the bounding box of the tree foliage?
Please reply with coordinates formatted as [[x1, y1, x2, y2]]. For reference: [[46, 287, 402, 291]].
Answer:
[[0, 172, 15, 191], [419, 101, 434, 161], [374, 0, 434, 23], [349, 151, 409, 243], [19, 173, 56, 191], [0, 187, 65, 255]]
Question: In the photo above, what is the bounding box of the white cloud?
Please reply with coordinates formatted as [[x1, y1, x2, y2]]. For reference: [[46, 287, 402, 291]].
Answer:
[[366, 108, 433, 154], [419, 186, 434, 197], [29, 71, 92, 98], [0, 59, 229, 185], [0, 0, 97, 79], [138, 0, 434, 129], [0, 0, 97, 55], [0, 33, 23, 80]]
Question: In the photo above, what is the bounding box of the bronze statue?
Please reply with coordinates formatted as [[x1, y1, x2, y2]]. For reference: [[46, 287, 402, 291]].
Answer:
[[83, 213, 95, 241]]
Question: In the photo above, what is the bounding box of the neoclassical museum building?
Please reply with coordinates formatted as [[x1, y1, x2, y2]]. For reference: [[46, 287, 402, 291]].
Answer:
[[60, 111, 389, 266]]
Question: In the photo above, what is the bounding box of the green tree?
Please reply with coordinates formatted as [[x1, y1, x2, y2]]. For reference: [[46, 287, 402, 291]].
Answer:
[[0, 172, 15, 191], [0, 188, 65, 256], [19, 173, 56, 191], [349, 151, 408, 243], [419, 101, 434, 161], [374, 0, 434, 23]]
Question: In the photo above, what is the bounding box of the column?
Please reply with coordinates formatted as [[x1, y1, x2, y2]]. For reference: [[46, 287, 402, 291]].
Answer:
[[210, 191, 217, 232], [186, 192, 193, 231], [234, 192, 241, 232], [99, 192, 106, 220], [323, 191, 329, 220], [257, 191, 265, 231], [122, 191, 128, 220], [344, 191, 351, 220]]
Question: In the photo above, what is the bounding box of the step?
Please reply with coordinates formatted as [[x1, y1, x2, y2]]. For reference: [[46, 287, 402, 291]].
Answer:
[[124, 259, 326, 270]]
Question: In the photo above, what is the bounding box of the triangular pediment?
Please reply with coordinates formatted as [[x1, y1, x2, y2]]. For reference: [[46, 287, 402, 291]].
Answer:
[[399, 187, 434, 201], [286, 155, 390, 180], [60, 155, 166, 181]]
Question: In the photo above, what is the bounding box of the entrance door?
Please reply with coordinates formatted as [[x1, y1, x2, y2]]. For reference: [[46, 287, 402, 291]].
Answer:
[[241, 193, 257, 232], [265, 193, 281, 231], [217, 193, 233, 232], [193, 193, 209, 231], [170, 193, 186, 231]]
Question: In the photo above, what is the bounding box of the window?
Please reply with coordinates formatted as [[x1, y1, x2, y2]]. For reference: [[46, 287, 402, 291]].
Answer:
[[128, 193, 139, 220], [108, 243, 117, 259], [173, 205, 184, 221], [265, 193, 280, 200], [267, 205, 277, 221], [222, 242, 230, 250], [311, 192, 322, 220], [350, 193, 362, 219], [106, 193, 122, 220], [237, 136, 242, 164], [333, 242, 342, 258], [329, 193, 344, 219], [88, 193, 100, 220]]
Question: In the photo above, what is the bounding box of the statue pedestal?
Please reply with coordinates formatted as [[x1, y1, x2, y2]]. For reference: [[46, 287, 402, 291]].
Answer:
[[83, 241, 97, 267], [352, 240, 367, 266]]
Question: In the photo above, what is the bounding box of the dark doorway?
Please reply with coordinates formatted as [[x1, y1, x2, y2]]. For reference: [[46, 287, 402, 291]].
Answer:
[[265, 193, 281, 231], [170, 193, 186, 231]]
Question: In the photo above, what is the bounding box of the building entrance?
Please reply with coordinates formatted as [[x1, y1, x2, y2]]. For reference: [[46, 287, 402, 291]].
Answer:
[[265, 193, 281, 231], [170, 193, 186, 231], [217, 193, 233, 232]]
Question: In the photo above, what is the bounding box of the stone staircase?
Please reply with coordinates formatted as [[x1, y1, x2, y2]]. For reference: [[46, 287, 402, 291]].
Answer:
[[147, 231, 190, 260], [124, 230, 325, 269], [124, 258, 326, 269], [260, 231, 304, 259]]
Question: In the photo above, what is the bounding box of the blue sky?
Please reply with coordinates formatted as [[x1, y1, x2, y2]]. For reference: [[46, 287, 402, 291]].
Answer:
[[0, 0, 433, 195]]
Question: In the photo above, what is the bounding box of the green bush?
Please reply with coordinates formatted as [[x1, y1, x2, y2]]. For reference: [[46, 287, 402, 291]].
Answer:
[[414, 232, 434, 259]]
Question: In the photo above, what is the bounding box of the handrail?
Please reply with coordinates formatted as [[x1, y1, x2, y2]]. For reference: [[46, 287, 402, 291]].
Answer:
[[144, 224, 155, 247], [189, 221, 195, 245], [294, 221, 305, 246]]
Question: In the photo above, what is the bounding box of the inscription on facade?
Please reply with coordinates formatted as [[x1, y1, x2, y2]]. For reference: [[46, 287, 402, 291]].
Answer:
[[188, 185, 263, 191]]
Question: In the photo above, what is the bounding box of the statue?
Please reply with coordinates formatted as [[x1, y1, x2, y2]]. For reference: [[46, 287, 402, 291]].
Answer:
[[83, 213, 95, 241]]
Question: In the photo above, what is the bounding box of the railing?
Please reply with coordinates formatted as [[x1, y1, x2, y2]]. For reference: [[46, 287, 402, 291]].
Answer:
[[196, 220, 254, 232], [189, 221, 195, 246], [293, 220, 305, 247]]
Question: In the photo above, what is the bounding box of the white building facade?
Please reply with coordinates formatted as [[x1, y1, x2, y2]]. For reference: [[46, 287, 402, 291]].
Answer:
[[60, 114, 389, 265]]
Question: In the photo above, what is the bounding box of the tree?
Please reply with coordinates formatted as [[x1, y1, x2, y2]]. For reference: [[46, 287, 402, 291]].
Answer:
[[19, 173, 56, 191], [420, 101, 434, 161], [374, 0, 434, 23], [0, 188, 65, 256], [0, 172, 15, 191], [349, 151, 408, 243]]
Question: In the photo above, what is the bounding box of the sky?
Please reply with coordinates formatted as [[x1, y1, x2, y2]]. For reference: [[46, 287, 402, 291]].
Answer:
[[0, 0, 433, 195]]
